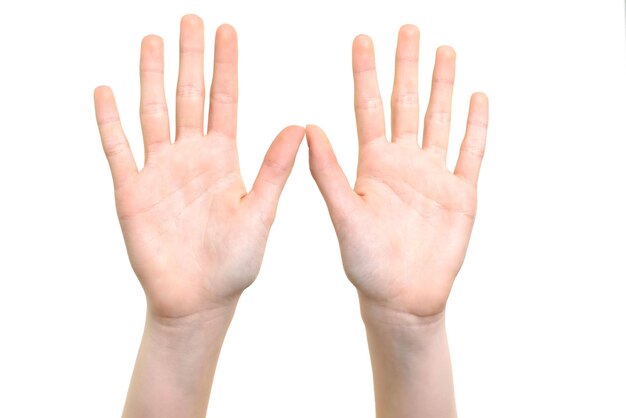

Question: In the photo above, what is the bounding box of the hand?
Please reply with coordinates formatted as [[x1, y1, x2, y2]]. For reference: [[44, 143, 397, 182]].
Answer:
[[94, 15, 304, 321], [307, 25, 488, 319]]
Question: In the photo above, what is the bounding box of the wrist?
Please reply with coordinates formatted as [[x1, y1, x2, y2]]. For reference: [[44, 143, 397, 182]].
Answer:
[[358, 295, 447, 345], [146, 294, 239, 329], [358, 296, 456, 418], [123, 298, 237, 418], [144, 301, 237, 340]]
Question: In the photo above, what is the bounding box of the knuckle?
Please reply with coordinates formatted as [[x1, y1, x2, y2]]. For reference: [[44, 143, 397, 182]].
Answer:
[[140, 102, 168, 116], [179, 48, 204, 55], [392, 92, 419, 107], [426, 110, 451, 124], [210, 90, 238, 105], [263, 156, 289, 176], [395, 56, 419, 66], [353, 66, 377, 75], [96, 115, 120, 127], [355, 96, 383, 111], [461, 141, 485, 158], [467, 118, 489, 129], [432, 77, 455, 86], [140, 66, 164, 74], [176, 83, 204, 97], [103, 140, 128, 159]]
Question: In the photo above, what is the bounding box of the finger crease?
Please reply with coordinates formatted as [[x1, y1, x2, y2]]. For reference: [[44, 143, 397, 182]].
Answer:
[[353, 66, 377, 75], [140, 102, 168, 115], [426, 110, 451, 124], [97, 116, 121, 126], [177, 84, 205, 97], [432, 77, 455, 86], [210, 91, 238, 105], [460, 142, 485, 158], [467, 119, 488, 128], [392, 93, 419, 107], [355, 97, 383, 110]]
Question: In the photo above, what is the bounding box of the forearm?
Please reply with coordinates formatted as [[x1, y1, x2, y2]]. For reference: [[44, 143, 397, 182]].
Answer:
[[360, 298, 456, 418], [122, 302, 238, 418]]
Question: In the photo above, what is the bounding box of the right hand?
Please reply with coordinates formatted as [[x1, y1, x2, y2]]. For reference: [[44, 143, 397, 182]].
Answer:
[[94, 15, 304, 321]]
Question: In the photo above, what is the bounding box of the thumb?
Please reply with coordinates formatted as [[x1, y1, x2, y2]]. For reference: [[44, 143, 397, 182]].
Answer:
[[306, 124, 357, 221], [247, 125, 305, 226]]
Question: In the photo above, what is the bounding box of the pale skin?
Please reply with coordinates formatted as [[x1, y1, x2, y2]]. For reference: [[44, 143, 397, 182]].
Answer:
[[307, 25, 489, 418], [95, 15, 488, 418], [94, 15, 304, 417]]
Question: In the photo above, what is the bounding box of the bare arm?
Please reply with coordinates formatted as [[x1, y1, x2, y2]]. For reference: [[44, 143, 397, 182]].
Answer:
[[121, 307, 236, 418], [306, 24, 489, 417]]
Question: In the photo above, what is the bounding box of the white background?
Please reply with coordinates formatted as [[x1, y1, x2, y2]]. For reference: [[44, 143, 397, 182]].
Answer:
[[0, 1, 625, 417]]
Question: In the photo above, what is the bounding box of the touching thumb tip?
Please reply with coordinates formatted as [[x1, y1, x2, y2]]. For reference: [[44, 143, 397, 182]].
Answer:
[[305, 124, 322, 133], [305, 124, 327, 143]]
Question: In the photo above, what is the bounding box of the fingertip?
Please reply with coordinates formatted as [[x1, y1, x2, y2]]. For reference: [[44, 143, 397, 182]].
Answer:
[[94, 85, 113, 101], [353, 35, 375, 71], [305, 124, 337, 175], [181, 13, 203, 29], [213, 23, 237, 64], [140, 36, 164, 71], [399, 24, 420, 39], [353, 34, 374, 52], [216, 23, 237, 42], [247, 124, 305, 218], [290, 124, 306, 138], [280, 125, 305, 143], [395, 24, 420, 64], [305, 123, 322, 134], [304, 126, 355, 219], [305, 124, 314, 146], [180, 14, 204, 52], [305, 124, 328, 145], [142, 34, 163, 49], [437, 45, 456, 60], [472, 92, 489, 105]]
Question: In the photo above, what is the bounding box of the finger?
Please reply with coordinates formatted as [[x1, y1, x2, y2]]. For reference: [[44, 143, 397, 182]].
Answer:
[[94, 86, 138, 188], [454, 93, 489, 187], [176, 14, 205, 138], [247, 125, 305, 226], [140, 35, 170, 159], [422, 46, 456, 162], [353, 35, 386, 146], [207, 24, 238, 139], [391, 24, 420, 143], [306, 124, 359, 222]]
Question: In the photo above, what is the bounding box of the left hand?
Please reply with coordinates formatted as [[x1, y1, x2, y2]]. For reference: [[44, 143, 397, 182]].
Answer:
[[306, 25, 489, 319]]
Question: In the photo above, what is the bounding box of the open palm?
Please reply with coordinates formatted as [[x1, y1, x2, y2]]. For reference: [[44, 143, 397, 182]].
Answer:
[[307, 25, 489, 318], [95, 16, 303, 320]]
